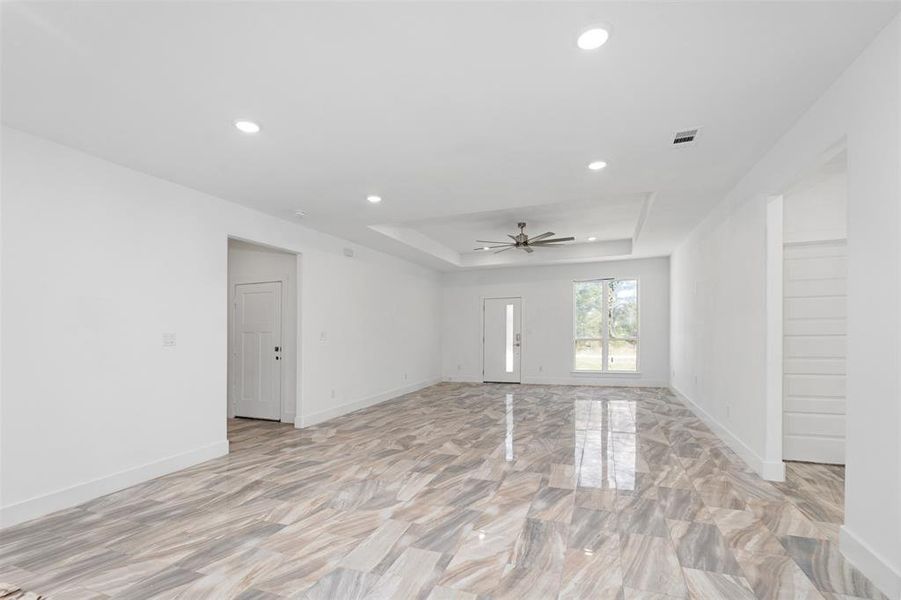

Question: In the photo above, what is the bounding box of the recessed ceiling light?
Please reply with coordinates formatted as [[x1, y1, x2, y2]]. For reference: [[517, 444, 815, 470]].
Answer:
[[234, 120, 261, 134], [294, 209, 306, 218], [577, 27, 610, 50], [588, 160, 607, 171], [588, 236, 597, 242], [482, 246, 490, 251], [367, 195, 382, 204]]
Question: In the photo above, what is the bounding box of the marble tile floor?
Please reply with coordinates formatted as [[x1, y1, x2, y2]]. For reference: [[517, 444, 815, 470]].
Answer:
[[0, 383, 887, 600]]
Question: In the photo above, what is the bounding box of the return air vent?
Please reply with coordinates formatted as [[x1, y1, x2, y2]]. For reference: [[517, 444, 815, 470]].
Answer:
[[673, 128, 700, 145]]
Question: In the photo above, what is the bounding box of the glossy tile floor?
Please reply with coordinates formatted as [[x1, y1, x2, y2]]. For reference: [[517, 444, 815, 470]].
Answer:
[[0, 383, 888, 599]]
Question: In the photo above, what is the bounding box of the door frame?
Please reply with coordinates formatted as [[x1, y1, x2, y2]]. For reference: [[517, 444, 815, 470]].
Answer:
[[764, 194, 785, 480], [230, 275, 291, 421], [480, 296, 524, 383], [764, 138, 848, 478]]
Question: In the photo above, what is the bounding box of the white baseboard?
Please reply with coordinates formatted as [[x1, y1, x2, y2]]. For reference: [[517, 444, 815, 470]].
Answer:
[[442, 376, 483, 383], [442, 375, 669, 387], [670, 385, 785, 482], [297, 377, 442, 428], [840, 526, 901, 600], [0, 440, 229, 529], [523, 376, 670, 387]]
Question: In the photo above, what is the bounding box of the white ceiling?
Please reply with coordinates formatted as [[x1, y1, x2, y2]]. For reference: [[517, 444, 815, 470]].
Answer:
[[3, 1, 898, 270]]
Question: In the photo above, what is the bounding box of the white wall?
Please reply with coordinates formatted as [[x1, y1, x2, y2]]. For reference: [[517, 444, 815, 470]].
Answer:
[[0, 126, 442, 527], [441, 257, 670, 387], [671, 16, 900, 598], [227, 240, 299, 423], [671, 196, 773, 473], [784, 162, 847, 244]]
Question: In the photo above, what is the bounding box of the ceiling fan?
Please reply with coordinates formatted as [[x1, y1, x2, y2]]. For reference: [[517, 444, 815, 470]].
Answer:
[[474, 222, 575, 254]]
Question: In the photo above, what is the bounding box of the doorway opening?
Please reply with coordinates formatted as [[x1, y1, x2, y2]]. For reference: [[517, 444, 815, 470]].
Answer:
[[766, 146, 848, 539], [482, 297, 522, 383], [782, 150, 847, 466], [227, 238, 299, 429]]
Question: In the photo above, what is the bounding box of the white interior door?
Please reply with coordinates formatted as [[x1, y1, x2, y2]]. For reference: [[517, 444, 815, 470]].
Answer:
[[234, 281, 282, 420], [483, 297, 522, 383], [783, 240, 846, 464]]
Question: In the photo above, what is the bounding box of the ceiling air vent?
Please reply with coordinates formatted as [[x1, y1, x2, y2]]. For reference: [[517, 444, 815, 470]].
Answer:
[[673, 128, 700, 145]]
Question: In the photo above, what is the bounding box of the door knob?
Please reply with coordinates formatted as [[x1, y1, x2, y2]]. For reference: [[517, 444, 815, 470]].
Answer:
[[274, 346, 280, 351]]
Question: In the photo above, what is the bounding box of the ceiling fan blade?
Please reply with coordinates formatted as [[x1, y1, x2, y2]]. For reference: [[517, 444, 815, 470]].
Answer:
[[531, 237, 575, 244], [493, 246, 515, 254], [527, 232, 555, 243], [522, 245, 534, 253], [475, 240, 510, 244], [508, 234, 518, 242], [472, 245, 511, 250]]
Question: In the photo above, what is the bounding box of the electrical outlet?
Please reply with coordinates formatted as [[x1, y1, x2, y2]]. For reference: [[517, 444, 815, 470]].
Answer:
[[538, 365, 543, 372], [403, 372, 408, 381], [330, 389, 335, 399], [457, 364, 462, 371], [162, 332, 176, 347]]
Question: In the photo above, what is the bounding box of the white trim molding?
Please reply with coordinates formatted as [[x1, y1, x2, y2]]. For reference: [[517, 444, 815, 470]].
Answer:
[[297, 377, 442, 428], [442, 376, 484, 384], [764, 195, 785, 469], [840, 526, 901, 600], [0, 440, 229, 529], [670, 385, 785, 482], [524, 376, 668, 387], [441, 376, 668, 387]]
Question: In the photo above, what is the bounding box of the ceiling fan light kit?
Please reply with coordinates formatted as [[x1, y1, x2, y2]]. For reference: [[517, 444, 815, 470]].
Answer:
[[474, 222, 576, 254]]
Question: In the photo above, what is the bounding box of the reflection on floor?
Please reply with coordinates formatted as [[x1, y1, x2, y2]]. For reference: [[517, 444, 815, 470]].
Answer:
[[0, 383, 887, 599]]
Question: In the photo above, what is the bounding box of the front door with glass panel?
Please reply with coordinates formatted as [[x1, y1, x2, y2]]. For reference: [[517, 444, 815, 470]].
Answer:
[[483, 297, 522, 383]]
